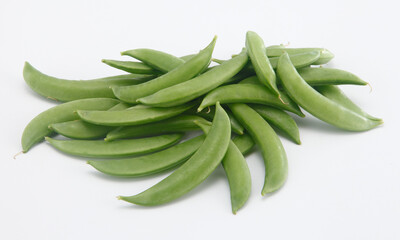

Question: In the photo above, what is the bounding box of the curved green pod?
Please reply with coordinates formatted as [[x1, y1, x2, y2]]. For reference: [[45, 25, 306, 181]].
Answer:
[[266, 47, 334, 65], [49, 102, 131, 140], [118, 103, 231, 206], [246, 31, 279, 96], [137, 48, 249, 107], [297, 67, 368, 86], [45, 134, 182, 158], [77, 102, 194, 126], [198, 83, 304, 117], [23, 62, 153, 102], [315, 85, 381, 121], [251, 104, 301, 144], [230, 103, 288, 195], [105, 115, 210, 141], [195, 121, 251, 214], [87, 134, 205, 177], [113, 37, 217, 104], [121, 49, 184, 73], [277, 53, 382, 131], [232, 134, 255, 156], [21, 98, 120, 153], [102, 59, 159, 74]]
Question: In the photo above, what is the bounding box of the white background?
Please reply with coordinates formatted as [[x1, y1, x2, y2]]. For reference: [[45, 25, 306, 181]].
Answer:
[[1, 0, 399, 239]]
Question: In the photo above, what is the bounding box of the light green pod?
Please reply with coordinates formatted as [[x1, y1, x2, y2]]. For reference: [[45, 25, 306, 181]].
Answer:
[[49, 102, 131, 139], [251, 104, 301, 145], [88, 134, 205, 177], [230, 103, 288, 195], [198, 83, 304, 117], [297, 67, 368, 86], [246, 31, 279, 96], [277, 53, 382, 131], [105, 115, 210, 141], [195, 121, 251, 214], [137, 48, 249, 107], [21, 98, 120, 153], [102, 59, 159, 74], [232, 134, 255, 156], [266, 47, 334, 65], [118, 103, 231, 206], [113, 37, 216, 103], [121, 49, 184, 73], [45, 134, 182, 158], [315, 85, 381, 121], [77, 102, 194, 126], [23, 62, 153, 102]]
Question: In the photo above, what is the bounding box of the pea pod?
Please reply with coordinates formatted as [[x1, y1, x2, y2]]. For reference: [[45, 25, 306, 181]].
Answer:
[[137, 48, 249, 107], [198, 83, 304, 117], [121, 49, 184, 73], [77, 102, 194, 126], [88, 134, 205, 177], [105, 115, 210, 141], [102, 59, 159, 75], [251, 104, 301, 145], [118, 102, 231, 206], [296, 67, 368, 86], [113, 37, 216, 104], [45, 134, 182, 158], [232, 134, 255, 156], [277, 53, 382, 131], [266, 47, 334, 65], [21, 98, 120, 153], [23, 62, 153, 102], [195, 121, 251, 214], [49, 102, 131, 140], [230, 103, 288, 195]]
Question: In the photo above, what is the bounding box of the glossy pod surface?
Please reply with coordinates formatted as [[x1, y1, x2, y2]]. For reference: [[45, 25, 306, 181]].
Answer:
[[23, 62, 152, 102], [105, 115, 210, 141], [113, 37, 216, 103], [77, 103, 194, 126], [118, 103, 231, 206], [137, 49, 249, 107], [246, 31, 279, 96], [296, 67, 367, 86], [21, 98, 120, 152], [277, 53, 382, 131], [198, 83, 304, 117], [230, 103, 288, 195], [251, 104, 301, 144], [46, 134, 182, 158], [88, 134, 205, 177], [102, 59, 159, 74], [266, 47, 335, 65]]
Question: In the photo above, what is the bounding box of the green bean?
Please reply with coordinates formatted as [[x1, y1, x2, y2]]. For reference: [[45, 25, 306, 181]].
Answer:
[[118, 102, 231, 206], [194, 121, 251, 214], [232, 134, 255, 156], [102, 59, 160, 75], [113, 37, 216, 104], [45, 134, 182, 158], [88, 134, 205, 177], [246, 31, 279, 96], [121, 49, 184, 73], [77, 102, 194, 126], [226, 110, 245, 135], [297, 67, 367, 86], [180, 54, 196, 62], [137, 48, 249, 107], [230, 103, 288, 195], [198, 83, 305, 117], [251, 104, 301, 144], [315, 85, 381, 121], [21, 98, 120, 153], [266, 47, 334, 65], [23, 62, 153, 102], [105, 115, 210, 141], [49, 102, 131, 140], [277, 53, 382, 131]]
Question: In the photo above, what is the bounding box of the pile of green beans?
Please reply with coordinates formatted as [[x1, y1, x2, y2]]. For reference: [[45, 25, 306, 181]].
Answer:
[[20, 31, 382, 214]]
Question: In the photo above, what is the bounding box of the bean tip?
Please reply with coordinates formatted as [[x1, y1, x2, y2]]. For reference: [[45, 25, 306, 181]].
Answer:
[[116, 196, 122, 200], [13, 151, 23, 159]]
